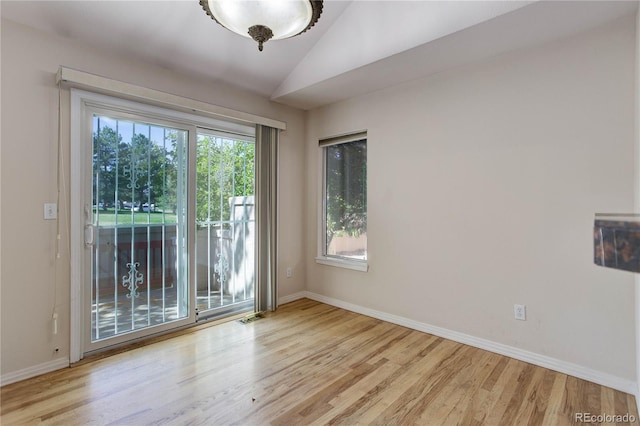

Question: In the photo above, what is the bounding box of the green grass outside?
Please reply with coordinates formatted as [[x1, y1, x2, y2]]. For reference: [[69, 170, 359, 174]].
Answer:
[[94, 209, 177, 226]]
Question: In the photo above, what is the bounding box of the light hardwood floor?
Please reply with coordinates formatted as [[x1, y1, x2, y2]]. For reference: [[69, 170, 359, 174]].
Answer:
[[1, 298, 638, 425]]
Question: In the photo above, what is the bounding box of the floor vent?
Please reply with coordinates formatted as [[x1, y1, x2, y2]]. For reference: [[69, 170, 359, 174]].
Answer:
[[239, 312, 264, 324]]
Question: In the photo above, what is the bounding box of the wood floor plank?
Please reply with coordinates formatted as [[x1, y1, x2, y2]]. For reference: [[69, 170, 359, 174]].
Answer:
[[478, 359, 528, 424], [370, 344, 475, 424], [1, 299, 637, 425], [523, 368, 557, 426], [323, 338, 454, 425], [510, 367, 546, 425], [541, 374, 570, 426], [438, 352, 504, 425]]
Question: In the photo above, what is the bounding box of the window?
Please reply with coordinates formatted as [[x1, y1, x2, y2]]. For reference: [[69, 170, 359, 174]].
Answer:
[[317, 132, 368, 271]]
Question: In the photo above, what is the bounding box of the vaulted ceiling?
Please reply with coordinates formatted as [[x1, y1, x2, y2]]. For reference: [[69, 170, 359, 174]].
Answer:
[[2, 1, 637, 110]]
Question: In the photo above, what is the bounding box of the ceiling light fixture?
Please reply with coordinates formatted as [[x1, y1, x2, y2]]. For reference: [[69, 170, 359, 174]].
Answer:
[[199, 0, 323, 52]]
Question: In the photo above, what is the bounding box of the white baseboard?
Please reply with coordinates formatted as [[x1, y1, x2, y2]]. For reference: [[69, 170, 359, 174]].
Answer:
[[278, 291, 308, 306], [1, 358, 70, 387], [302, 291, 637, 395]]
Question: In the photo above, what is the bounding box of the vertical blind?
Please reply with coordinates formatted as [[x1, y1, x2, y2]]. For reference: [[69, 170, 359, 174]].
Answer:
[[255, 124, 279, 312]]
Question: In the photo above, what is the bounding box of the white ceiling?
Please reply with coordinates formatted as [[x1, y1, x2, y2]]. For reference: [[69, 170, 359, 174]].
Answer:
[[1, 1, 638, 110]]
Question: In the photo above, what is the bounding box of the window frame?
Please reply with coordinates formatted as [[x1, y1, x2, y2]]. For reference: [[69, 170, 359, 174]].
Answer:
[[316, 131, 368, 272]]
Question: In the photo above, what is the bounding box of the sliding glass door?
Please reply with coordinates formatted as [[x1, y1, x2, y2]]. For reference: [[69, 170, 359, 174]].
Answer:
[[195, 131, 255, 318], [87, 113, 192, 351], [74, 90, 260, 357]]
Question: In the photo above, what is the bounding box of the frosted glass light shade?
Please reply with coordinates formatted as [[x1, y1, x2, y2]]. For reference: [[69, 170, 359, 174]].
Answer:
[[200, 0, 323, 51]]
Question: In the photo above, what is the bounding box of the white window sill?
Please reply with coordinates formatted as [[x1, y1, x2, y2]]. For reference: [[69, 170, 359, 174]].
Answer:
[[315, 256, 369, 272]]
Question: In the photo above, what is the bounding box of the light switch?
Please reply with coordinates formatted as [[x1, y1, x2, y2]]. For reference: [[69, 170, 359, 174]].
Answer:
[[44, 203, 57, 220]]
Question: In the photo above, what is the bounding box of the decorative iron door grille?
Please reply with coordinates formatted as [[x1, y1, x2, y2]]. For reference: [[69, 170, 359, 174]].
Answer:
[[91, 115, 189, 341], [195, 133, 255, 316]]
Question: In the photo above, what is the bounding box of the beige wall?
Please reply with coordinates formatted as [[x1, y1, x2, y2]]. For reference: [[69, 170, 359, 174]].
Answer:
[[305, 16, 637, 381], [0, 19, 306, 378]]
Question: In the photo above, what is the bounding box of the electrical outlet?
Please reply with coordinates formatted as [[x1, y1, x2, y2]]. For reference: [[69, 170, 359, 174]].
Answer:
[[286, 267, 292, 278], [44, 203, 57, 220], [514, 304, 526, 321]]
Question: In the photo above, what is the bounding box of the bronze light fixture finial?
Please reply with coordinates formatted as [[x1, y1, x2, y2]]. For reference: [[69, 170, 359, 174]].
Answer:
[[200, 0, 323, 52], [248, 25, 273, 52]]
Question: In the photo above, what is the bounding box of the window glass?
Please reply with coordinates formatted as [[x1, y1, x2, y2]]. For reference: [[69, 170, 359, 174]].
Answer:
[[324, 139, 367, 261]]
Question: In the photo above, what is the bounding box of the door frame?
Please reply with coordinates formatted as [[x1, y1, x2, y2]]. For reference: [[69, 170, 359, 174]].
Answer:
[[70, 89, 256, 362]]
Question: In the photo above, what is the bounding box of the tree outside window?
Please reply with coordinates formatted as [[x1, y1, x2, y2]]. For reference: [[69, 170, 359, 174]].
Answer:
[[324, 139, 367, 260]]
